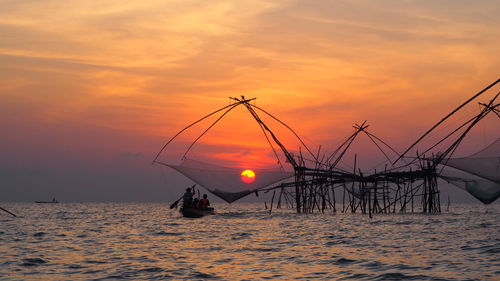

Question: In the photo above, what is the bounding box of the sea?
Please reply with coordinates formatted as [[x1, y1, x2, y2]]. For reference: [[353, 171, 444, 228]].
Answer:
[[0, 202, 498, 280]]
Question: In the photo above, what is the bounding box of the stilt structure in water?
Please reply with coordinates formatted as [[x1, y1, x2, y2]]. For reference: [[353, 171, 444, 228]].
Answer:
[[155, 79, 500, 215]]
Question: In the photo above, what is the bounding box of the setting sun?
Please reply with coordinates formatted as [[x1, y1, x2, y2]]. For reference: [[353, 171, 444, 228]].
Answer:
[[240, 169, 256, 183]]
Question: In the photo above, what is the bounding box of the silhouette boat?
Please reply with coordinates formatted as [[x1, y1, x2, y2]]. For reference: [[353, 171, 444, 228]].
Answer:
[[180, 207, 214, 218], [35, 198, 58, 204]]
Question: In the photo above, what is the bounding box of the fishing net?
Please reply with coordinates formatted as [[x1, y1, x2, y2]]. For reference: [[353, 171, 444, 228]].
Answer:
[[163, 158, 294, 203], [442, 138, 500, 184], [439, 171, 500, 204], [438, 138, 500, 204]]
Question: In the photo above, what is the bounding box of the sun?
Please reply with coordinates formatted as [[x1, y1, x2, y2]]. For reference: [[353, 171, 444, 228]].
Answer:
[[241, 169, 256, 183]]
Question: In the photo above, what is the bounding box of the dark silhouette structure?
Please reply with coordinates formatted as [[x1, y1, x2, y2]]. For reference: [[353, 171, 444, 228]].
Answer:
[[155, 79, 499, 215]]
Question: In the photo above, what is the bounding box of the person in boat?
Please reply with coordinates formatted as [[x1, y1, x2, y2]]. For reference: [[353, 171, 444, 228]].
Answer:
[[182, 187, 195, 208], [198, 194, 210, 210], [192, 198, 200, 209]]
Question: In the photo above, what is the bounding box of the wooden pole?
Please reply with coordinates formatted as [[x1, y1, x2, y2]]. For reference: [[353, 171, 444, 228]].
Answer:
[[0, 206, 16, 217], [269, 190, 276, 214]]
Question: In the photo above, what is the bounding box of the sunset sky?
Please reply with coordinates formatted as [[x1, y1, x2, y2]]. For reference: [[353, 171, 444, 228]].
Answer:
[[1, 0, 499, 202]]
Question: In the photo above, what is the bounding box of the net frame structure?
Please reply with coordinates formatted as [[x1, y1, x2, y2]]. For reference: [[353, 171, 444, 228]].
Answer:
[[155, 79, 499, 214], [153, 96, 315, 204]]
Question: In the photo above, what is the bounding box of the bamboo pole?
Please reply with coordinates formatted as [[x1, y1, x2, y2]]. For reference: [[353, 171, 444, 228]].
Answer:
[[0, 206, 16, 217]]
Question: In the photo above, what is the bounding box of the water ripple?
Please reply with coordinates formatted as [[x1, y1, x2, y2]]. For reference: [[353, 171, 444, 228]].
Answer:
[[20, 258, 48, 266], [1, 202, 498, 280]]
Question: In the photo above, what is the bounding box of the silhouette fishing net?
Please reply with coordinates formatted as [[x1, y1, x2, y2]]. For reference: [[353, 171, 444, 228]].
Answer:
[[164, 158, 293, 203], [443, 138, 500, 184], [439, 138, 500, 204], [440, 171, 500, 204]]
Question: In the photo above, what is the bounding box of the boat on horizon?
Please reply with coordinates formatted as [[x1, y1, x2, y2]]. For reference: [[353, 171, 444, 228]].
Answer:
[[35, 198, 59, 204]]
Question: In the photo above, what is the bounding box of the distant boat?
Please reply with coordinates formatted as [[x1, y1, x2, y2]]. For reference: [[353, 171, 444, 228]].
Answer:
[[180, 207, 214, 218], [35, 198, 58, 204]]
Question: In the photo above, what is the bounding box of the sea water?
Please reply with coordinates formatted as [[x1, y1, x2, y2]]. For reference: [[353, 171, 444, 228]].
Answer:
[[0, 202, 498, 280]]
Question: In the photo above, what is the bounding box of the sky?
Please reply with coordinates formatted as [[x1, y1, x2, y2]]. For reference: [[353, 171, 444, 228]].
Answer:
[[0, 0, 499, 203]]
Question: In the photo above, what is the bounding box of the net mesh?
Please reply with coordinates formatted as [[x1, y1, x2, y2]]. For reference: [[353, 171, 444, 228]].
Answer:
[[165, 158, 293, 203], [440, 171, 500, 204], [442, 138, 500, 184], [439, 138, 500, 204]]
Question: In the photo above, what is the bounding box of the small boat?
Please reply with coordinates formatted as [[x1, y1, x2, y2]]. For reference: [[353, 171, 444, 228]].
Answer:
[[180, 207, 214, 218], [35, 198, 58, 204]]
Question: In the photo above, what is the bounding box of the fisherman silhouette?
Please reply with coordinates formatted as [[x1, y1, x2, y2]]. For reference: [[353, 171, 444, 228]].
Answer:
[[182, 187, 195, 208], [198, 194, 210, 210]]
